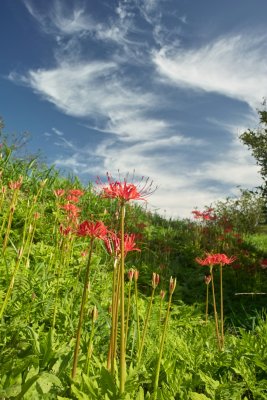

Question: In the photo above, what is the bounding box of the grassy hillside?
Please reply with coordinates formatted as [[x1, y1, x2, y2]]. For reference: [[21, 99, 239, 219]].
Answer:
[[0, 137, 267, 399]]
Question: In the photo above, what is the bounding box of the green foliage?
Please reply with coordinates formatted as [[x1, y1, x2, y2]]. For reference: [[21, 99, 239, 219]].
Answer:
[[0, 127, 267, 398]]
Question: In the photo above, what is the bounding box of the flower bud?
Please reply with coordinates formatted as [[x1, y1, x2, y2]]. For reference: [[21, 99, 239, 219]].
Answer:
[[204, 274, 211, 285], [128, 268, 134, 282], [169, 276, 176, 294], [160, 290, 166, 300], [152, 272, 160, 289], [134, 269, 139, 282], [91, 306, 98, 322]]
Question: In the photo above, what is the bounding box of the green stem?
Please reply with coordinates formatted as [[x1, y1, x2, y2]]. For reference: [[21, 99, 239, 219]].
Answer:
[[85, 320, 95, 375], [107, 257, 119, 372], [0, 247, 24, 319], [153, 291, 173, 398], [138, 287, 155, 362], [125, 279, 132, 348], [119, 203, 126, 394], [205, 284, 209, 324], [71, 238, 94, 380], [210, 267, 221, 351], [134, 278, 141, 353], [220, 263, 224, 349]]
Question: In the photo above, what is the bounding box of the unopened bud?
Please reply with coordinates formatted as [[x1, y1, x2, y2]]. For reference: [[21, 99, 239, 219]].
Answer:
[[134, 269, 139, 282], [128, 268, 134, 282], [160, 290, 166, 299], [91, 306, 98, 322], [204, 274, 211, 285], [169, 276, 176, 294], [152, 272, 160, 289]]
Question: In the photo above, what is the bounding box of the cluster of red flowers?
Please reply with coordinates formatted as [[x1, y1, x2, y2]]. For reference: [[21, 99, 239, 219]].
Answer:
[[192, 208, 216, 221], [196, 253, 236, 266], [8, 176, 23, 190], [55, 188, 84, 236]]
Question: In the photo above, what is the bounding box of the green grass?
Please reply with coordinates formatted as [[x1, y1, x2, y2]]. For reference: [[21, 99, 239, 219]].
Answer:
[[1, 136, 267, 399]]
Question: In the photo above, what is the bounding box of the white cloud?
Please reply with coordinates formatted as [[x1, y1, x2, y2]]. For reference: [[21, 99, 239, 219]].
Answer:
[[153, 34, 267, 108], [52, 127, 64, 136]]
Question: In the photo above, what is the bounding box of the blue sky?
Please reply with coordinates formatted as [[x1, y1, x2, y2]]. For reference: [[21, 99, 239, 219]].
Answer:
[[1, 0, 266, 218]]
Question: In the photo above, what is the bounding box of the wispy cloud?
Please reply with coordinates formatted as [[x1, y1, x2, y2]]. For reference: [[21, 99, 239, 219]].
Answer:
[[153, 34, 267, 108], [10, 1, 263, 218]]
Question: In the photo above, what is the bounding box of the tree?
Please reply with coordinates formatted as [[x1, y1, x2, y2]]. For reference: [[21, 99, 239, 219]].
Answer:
[[239, 100, 267, 200]]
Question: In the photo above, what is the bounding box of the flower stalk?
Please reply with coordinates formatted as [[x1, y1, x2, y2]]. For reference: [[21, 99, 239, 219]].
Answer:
[[153, 277, 176, 398], [71, 238, 94, 379]]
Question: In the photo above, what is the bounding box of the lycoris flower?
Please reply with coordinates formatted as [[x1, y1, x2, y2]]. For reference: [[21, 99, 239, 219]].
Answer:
[[66, 194, 80, 203], [260, 258, 267, 269], [104, 232, 140, 257], [196, 253, 236, 267], [192, 208, 216, 221], [77, 220, 108, 239], [54, 189, 65, 197], [8, 177, 23, 190], [68, 189, 84, 197], [61, 203, 81, 219], [60, 225, 72, 236], [97, 172, 155, 202]]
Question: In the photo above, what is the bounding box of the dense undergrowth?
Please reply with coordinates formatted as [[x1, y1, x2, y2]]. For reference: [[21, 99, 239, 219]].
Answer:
[[0, 134, 267, 399]]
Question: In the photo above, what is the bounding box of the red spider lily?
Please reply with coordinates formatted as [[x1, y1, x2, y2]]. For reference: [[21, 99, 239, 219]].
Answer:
[[54, 189, 65, 197], [196, 253, 236, 267], [104, 232, 140, 257], [66, 194, 80, 203], [152, 272, 160, 289], [97, 172, 155, 202], [8, 177, 23, 190], [104, 231, 121, 256], [68, 189, 84, 197], [260, 258, 267, 269], [124, 233, 141, 255], [61, 203, 81, 219], [59, 225, 72, 236], [77, 220, 108, 239], [192, 208, 216, 221]]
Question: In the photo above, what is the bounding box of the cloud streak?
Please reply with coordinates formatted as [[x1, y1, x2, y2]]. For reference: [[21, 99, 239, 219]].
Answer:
[[153, 34, 267, 108]]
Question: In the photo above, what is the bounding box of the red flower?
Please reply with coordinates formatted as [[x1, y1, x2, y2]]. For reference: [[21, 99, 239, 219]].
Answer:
[[196, 253, 236, 267], [66, 194, 80, 203], [260, 259, 267, 269], [54, 189, 65, 197], [8, 177, 23, 190], [60, 225, 72, 236], [61, 203, 81, 219], [192, 208, 216, 221], [68, 189, 84, 197], [77, 220, 108, 239], [104, 232, 140, 257], [97, 173, 154, 202], [104, 231, 121, 256]]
